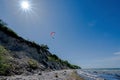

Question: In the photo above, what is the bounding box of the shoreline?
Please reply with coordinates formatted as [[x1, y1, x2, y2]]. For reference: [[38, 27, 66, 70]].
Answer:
[[0, 69, 84, 80], [68, 70, 84, 80]]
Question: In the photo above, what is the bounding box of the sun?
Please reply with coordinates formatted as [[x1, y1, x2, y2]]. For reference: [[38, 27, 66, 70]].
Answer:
[[21, 1, 29, 9], [18, 0, 36, 16], [20, 1, 31, 11]]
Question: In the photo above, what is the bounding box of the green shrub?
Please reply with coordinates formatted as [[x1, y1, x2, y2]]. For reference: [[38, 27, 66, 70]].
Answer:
[[0, 63, 11, 75], [62, 60, 81, 69], [40, 44, 49, 50], [51, 54, 59, 60], [47, 54, 81, 69], [28, 59, 38, 69], [0, 45, 8, 63], [48, 54, 60, 62], [0, 45, 12, 75], [0, 45, 7, 54], [0, 19, 19, 39]]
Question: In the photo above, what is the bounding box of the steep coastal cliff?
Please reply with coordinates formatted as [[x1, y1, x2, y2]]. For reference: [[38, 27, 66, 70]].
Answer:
[[0, 19, 80, 76]]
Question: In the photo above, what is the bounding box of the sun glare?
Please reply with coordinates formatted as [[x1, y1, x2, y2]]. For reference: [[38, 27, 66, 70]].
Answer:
[[19, 0, 37, 17], [21, 1, 30, 11]]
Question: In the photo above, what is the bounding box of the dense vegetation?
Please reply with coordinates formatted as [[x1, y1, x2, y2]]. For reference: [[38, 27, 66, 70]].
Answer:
[[0, 19, 50, 53], [40, 44, 49, 50], [0, 45, 12, 75], [0, 20, 39, 51], [48, 54, 81, 69], [0, 19, 20, 39]]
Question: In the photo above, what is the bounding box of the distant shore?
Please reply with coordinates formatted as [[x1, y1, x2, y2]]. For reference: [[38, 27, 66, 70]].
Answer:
[[0, 69, 84, 80]]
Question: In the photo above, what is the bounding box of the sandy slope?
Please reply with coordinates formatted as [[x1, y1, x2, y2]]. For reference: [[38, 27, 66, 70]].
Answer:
[[0, 70, 84, 80]]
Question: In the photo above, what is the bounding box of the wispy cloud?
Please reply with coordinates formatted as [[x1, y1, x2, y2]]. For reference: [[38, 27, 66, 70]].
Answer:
[[113, 52, 120, 55], [88, 56, 120, 68]]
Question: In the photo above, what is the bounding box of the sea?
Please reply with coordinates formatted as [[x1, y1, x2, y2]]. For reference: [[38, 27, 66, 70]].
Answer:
[[77, 68, 120, 80]]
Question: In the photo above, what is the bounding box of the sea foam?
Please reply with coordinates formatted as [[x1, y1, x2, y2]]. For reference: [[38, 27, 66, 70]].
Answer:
[[77, 68, 120, 80]]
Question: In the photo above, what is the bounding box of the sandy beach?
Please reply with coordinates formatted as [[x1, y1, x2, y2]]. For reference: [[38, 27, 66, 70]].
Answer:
[[0, 70, 84, 80]]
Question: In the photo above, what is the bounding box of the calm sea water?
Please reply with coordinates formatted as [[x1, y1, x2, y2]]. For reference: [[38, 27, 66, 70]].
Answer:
[[77, 68, 120, 80]]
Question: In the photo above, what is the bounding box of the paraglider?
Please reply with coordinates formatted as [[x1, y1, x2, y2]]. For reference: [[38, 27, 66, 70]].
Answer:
[[50, 32, 55, 39]]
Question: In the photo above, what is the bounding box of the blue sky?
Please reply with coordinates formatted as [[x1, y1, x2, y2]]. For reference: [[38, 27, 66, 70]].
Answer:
[[0, 0, 120, 68]]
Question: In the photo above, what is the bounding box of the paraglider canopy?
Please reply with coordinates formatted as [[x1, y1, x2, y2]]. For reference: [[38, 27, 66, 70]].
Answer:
[[50, 32, 55, 39]]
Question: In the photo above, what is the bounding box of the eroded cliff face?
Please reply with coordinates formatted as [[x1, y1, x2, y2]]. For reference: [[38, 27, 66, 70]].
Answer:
[[0, 19, 81, 76], [0, 25, 69, 75]]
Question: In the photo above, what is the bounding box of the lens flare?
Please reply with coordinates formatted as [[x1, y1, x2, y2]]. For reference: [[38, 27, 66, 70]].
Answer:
[[21, 1, 30, 10], [20, 0, 32, 12]]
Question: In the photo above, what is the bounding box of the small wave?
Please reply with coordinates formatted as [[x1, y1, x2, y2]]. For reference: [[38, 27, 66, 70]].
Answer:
[[77, 70, 104, 80], [77, 69, 120, 80]]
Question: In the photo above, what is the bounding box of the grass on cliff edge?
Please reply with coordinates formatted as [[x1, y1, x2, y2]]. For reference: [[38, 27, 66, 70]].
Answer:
[[48, 54, 81, 69]]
